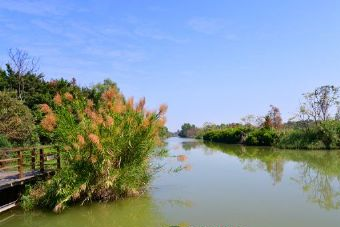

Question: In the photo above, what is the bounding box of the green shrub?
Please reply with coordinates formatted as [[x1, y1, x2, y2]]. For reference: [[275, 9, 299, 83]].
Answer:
[[0, 134, 11, 148], [203, 127, 248, 144], [317, 120, 340, 149], [0, 92, 35, 144], [22, 86, 167, 212], [245, 128, 278, 146], [276, 121, 340, 150], [276, 128, 323, 149], [203, 127, 277, 146]]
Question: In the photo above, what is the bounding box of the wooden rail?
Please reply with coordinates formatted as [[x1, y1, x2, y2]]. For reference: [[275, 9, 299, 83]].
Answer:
[[0, 146, 61, 180]]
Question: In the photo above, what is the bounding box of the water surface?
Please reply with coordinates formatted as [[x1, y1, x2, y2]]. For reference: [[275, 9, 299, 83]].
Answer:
[[2, 137, 340, 227]]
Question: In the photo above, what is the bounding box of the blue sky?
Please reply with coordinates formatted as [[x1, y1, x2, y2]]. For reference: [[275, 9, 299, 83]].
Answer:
[[1, 0, 340, 131]]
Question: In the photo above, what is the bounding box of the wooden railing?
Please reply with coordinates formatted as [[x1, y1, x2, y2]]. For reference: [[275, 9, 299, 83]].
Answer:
[[0, 146, 61, 179]]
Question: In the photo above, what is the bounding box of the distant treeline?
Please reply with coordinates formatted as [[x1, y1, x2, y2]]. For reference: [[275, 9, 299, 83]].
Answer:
[[178, 85, 340, 149]]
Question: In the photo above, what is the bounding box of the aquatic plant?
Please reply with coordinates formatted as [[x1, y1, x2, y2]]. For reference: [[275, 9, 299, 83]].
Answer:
[[21, 85, 167, 212]]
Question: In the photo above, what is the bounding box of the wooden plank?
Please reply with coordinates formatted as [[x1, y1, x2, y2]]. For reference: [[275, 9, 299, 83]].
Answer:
[[31, 148, 36, 171], [40, 148, 44, 172], [0, 145, 52, 153], [0, 158, 19, 163], [0, 170, 55, 190], [17, 151, 24, 179], [0, 165, 19, 171]]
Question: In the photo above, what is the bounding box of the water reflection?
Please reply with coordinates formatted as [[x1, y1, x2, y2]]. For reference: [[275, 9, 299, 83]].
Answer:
[[203, 142, 340, 210], [2, 138, 340, 227], [182, 141, 203, 151]]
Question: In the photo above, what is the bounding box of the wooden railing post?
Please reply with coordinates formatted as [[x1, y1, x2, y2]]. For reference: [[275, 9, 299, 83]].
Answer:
[[56, 148, 61, 170], [31, 148, 36, 171], [17, 150, 24, 178], [40, 148, 45, 172]]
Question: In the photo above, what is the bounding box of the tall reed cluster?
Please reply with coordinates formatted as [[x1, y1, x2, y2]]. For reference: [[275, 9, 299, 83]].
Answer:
[[21, 86, 167, 212]]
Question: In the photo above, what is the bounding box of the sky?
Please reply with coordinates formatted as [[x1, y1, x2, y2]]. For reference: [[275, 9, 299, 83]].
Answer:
[[1, 0, 340, 131]]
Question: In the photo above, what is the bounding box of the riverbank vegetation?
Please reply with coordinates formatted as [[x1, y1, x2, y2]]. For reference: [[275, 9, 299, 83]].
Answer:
[[0, 49, 168, 212], [180, 85, 340, 150]]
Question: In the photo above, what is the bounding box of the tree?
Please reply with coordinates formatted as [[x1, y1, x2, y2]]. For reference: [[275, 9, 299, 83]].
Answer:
[[84, 79, 119, 105], [262, 115, 273, 129], [241, 114, 256, 126], [267, 105, 283, 129], [0, 92, 35, 143], [178, 123, 198, 138], [7, 49, 39, 100], [301, 85, 339, 124], [335, 106, 340, 121]]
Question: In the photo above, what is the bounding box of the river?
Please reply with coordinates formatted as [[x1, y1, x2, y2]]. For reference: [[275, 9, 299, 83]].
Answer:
[[1, 137, 340, 227]]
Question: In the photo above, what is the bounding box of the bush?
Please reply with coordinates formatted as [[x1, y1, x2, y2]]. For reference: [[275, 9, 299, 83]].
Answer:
[[317, 120, 340, 149], [22, 86, 167, 212], [245, 128, 278, 146], [0, 134, 11, 148], [0, 92, 35, 144], [276, 128, 323, 149], [203, 127, 248, 144], [203, 127, 277, 146], [276, 121, 340, 150]]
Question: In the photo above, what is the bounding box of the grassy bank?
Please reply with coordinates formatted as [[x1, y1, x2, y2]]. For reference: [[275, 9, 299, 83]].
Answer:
[[202, 120, 340, 150]]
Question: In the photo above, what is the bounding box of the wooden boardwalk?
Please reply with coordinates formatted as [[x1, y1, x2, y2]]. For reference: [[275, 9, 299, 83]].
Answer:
[[0, 170, 54, 190], [0, 146, 60, 212]]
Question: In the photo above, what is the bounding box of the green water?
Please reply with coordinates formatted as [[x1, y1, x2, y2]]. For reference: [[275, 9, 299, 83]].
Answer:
[[2, 137, 340, 227]]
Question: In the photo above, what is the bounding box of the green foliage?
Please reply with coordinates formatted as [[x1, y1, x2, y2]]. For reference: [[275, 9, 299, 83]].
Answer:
[[0, 91, 35, 144], [178, 123, 199, 138], [244, 128, 278, 146], [276, 121, 340, 150], [83, 79, 119, 105], [317, 120, 340, 149], [203, 126, 277, 146], [202, 119, 340, 149], [159, 126, 171, 139], [0, 134, 11, 148], [22, 85, 167, 212], [203, 127, 248, 144]]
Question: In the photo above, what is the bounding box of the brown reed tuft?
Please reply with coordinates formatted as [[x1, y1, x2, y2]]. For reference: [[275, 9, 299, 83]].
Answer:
[[87, 99, 94, 108], [88, 133, 100, 145], [136, 97, 146, 112], [77, 135, 85, 146], [40, 104, 52, 114], [158, 117, 166, 127], [54, 93, 62, 106], [159, 104, 168, 115], [101, 87, 118, 102], [127, 97, 134, 109], [113, 100, 125, 113], [41, 113, 57, 132], [105, 116, 114, 127], [64, 92, 74, 101]]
